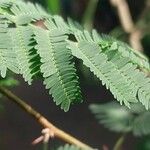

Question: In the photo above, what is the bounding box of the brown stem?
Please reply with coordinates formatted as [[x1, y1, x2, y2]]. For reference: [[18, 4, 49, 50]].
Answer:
[[0, 86, 94, 150]]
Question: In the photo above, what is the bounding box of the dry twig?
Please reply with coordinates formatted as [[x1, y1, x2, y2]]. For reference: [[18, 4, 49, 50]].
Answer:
[[110, 0, 143, 51]]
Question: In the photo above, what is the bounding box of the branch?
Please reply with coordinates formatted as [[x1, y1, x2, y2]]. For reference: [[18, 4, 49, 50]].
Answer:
[[110, 0, 143, 52], [113, 134, 126, 150], [0, 86, 95, 150]]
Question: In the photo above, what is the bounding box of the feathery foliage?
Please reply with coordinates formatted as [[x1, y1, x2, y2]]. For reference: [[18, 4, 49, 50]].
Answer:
[[90, 102, 150, 136], [57, 144, 80, 150], [0, 17, 19, 77], [10, 26, 41, 84], [0, 0, 82, 111], [0, 0, 149, 111], [34, 19, 81, 111], [98, 34, 150, 71], [68, 30, 150, 108]]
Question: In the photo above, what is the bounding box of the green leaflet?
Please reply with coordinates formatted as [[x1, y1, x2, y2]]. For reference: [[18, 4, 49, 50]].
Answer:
[[133, 112, 150, 136], [98, 34, 150, 72], [0, 17, 19, 77], [10, 1, 48, 24], [89, 102, 133, 133], [46, 15, 69, 33], [10, 26, 41, 84], [90, 102, 150, 136], [0, 0, 49, 25], [68, 34, 138, 107], [34, 19, 82, 112], [103, 47, 150, 109], [98, 37, 150, 109], [69, 30, 150, 109]]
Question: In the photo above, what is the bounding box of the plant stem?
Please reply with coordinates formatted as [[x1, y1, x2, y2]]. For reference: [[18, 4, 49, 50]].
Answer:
[[113, 134, 126, 150], [43, 142, 48, 150], [0, 86, 94, 150], [82, 0, 99, 31]]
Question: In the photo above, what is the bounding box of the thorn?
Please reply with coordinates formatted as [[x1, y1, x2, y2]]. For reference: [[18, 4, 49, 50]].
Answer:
[[42, 128, 54, 143], [32, 136, 44, 145], [32, 128, 55, 145]]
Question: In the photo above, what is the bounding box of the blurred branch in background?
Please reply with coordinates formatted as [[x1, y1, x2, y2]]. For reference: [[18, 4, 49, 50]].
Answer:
[[110, 0, 143, 52], [82, 0, 99, 31], [113, 134, 126, 150], [137, 0, 150, 34]]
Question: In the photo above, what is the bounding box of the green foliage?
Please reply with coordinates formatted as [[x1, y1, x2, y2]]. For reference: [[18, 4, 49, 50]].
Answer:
[[0, 0, 150, 111], [47, 0, 61, 14], [137, 136, 150, 150], [90, 102, 150, 136], [34, 20, 81, 111], [0, 17, 19, 78], [99, 34, 150, 71], [56, 144, 80, 150], [0, 0, 82, 111], [10, 26, 41, 84], [68, 30, 150, 108]]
